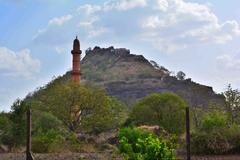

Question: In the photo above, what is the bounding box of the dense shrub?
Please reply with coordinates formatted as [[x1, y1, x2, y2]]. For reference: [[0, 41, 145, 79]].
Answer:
[[130, 93, 186, 135], [33, 111, 65, 133], [199, 111, 227, 132], [224, 123, 240, 153], [191, 111, 240, 155], [31, 112, 71, 153], [108, 97, 128, 129], [0, 100, 29, 149], [32, 129, 65, 153], [191, 131, 230, 154], [0, 113, 14, 148], [0, 113, 11, 141], [118, 128, 176, 160]]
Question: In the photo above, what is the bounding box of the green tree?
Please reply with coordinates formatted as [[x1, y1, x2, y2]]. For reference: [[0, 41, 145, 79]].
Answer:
[[199, 111, 228, 132], [33, 111, 65, 134], [9, 99, 29, 148], [176, 71, 186, 80], [31, 81, 107, 132], [29, 81, 127, 133], [0, 99, 30, 149], [191, 111, 232, 155], [0, 112, 12, 145], [31, 111, 68, 153], [130, 93, 187, 135], [223, 84, 240, 124], [32, 129, 65, 153], [108, 97, 128, 129]]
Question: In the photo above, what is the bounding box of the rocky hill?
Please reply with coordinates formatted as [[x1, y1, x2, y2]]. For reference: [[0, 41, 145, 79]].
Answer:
[[58, 46, 224, 108]]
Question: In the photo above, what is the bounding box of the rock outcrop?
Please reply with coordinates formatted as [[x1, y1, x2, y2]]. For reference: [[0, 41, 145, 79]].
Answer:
[[58, 46, 225, 109]]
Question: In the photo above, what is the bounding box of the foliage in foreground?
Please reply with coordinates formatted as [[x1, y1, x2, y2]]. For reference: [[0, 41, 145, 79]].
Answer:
[[189, 85, 240, 155], [31, 111, 67, 153], [191, 111, 240, 154], [0, 100, 29, 150], [118, 127, 177, 160], [222, 84, 240, 125]]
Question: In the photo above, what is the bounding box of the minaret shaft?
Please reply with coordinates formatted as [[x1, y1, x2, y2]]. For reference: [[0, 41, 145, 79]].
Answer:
[[71, 37, 81, 83]]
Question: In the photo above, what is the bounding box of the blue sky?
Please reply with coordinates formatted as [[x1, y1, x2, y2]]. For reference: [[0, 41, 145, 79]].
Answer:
[[0, 0, 240, 111]]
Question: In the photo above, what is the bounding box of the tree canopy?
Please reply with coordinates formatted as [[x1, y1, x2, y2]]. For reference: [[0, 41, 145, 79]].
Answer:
[[27, 81, 128, 133], [223, 84, 240, 124], [130, 93, 187, 135], [176, 71, 186, 80]]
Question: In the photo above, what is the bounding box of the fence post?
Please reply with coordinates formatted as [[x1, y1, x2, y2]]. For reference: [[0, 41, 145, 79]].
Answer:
[[26, 109, 34, 160], [186, 107, 191, 160]]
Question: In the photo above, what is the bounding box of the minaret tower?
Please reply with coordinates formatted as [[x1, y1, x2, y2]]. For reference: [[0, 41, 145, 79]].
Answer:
[[71, 36, 81, 83]]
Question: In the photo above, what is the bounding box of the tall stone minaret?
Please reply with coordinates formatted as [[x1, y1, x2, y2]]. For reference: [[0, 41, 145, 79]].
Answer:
[[71, 36, 81, 83]]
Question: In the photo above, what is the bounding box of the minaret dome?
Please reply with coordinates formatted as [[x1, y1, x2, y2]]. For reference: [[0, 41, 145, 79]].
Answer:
[[73, 36, 80, 51]]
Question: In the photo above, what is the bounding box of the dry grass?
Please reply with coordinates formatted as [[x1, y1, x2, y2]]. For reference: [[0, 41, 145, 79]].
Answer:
[[180, 155, 240, 160], [0, 153, 123, 160], [1, 154, 240, 160]]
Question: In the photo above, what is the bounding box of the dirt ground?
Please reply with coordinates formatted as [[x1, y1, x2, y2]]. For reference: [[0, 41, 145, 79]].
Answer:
[[0, 153, 123, 160], [1, 153, 240, 160], [181, 155, 240, 160]]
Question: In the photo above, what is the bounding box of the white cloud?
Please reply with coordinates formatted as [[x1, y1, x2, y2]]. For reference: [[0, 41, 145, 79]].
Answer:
[[216, 54, 240, 71], [77, 17, 108, 38], [34, 0, 148, 44], [142, 15, 168, 28], [88, 28, 109, 38], [76, 0, 148, 18], [154, 0, 168, 12], [34, 0, 240, 53], [214, 54, 240, 91], [141, 0, 240, 52], [55, 46, 66, 54], [182, 20, 240, 44], [77, 4, 102, 15], [103, 0, 147, 11], [77, 17, 99, 28], [48, 14, 72, 26], [0, 47, 40, 78], [77, 0, 147, 14]]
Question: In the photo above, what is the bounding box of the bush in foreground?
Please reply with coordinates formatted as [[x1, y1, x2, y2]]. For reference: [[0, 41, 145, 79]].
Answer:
[[31, 112, 67, 153], [32, 129, 65, 153], [118, 127, 177, 160], [191, 111, 240, 155]]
